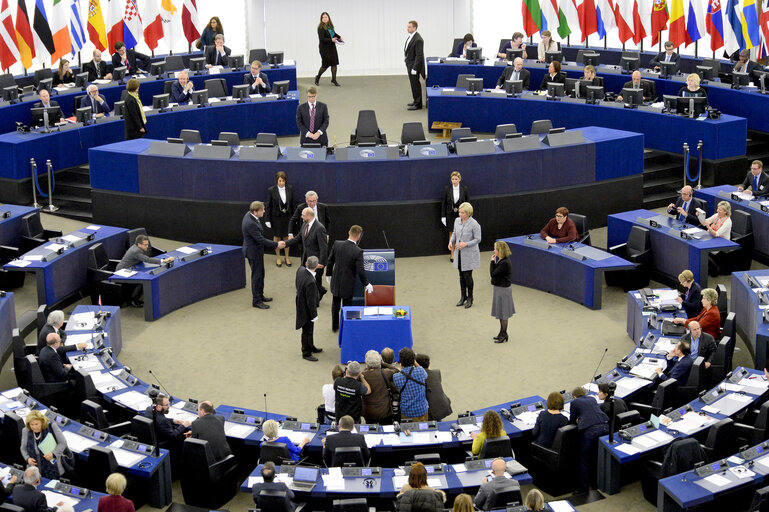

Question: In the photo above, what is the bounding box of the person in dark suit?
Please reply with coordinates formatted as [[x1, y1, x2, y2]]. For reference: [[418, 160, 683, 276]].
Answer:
[[243, 60, 271, 94], [733, 49, 761, 85], [39, 335, 72, 383], [144, 394, 190, 445], [650, 41, 681, 74], [316, 12, 343, 86], [678, 73, 708, 101], [33, 89, 58, 109], [455, 33, 476, 58], [289, 191, 331, 238], [667, 185, 702, 225], [597, 383, 628, 423], [83, 49, 112, 81], [12, 467, 62, 512], [533, 391, 569, 448], [123, 79, 146, 140], [83, 84, 110, 117], [205, 34, 231, 68], [495, 57, 530, 90], [538, 60, 565, 90], [286, 207, 329, 298], [190, 401, 232, 462], [415, 353, 453, 421], [111, 41, 149, 74], [656, 340, 694, 383], [616, 70, 654, 102], [264, 172, 294, 267], [680, 321, 716, 368], [52, 59, 74, 87], [252, 462, 294, 510], [738, 160, 769, 197], [296, 87, 329, 146], [442, 171, 469, 262], [676, 269, 703, 317], [404, 20, 425, 110], [473, 458, 520, 511], [170, 70, 194, 105], [296, 256, 321, 361], [322, 415, 370, 466], [36, 310, 83, 355], [326, 225, 372, 332], [242, 201, 283, 309], [569, 386, 609, 492]]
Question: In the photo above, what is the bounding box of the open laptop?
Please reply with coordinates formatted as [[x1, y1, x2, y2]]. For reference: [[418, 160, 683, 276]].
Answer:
[[288, 466, 319, 491]]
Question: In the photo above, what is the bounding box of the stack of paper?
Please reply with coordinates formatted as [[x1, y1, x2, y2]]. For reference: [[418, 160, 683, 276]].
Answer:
[[614, 376, 651, 397], [41, 491, 78, 508], [64, 333, 95, 350], [109, 448, 145, 467], [247, 476, 263, 487], [515, 410, 541, 426], [363, 307, 394, 316], [113, 390, 152, 411], [364, 434, 383, 448], [224, 421, 256, 439], [702, 473, 731, 487], [668, 412, 716, 435], [739, 377, 769, 394], [70, 354, 103, 372], [176, 246, 198, 255], [69, 312, 96, 330], [113, 269, 137, 277], [61, 431, 99, 453], [277, 429, 314, 444], [392, 475, 409, 489], [88, 371, 127, 394], [323, 467, 344, 490]]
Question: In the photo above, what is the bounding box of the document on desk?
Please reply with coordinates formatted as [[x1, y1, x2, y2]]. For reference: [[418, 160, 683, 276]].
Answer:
[[46, 243, 66, 253], [363, 306, 394, 316], [459, 424, 480, 435], [64, 333, 95, 349], [653, 338, 678, 354], [515, 410, 541, 427], [69, 312, 97, 330], [224, 421, 256, 439], [277, 429, 315, 444], [712, 393, 753, 416], [22, 254, 43, 262], [646, 429, 674, 444], [739, 377, 769, 394], [113, 390, 152, 411], [451, 463, 467, 473], [61, 234, 81, 243], [392, 475, 409, 489], [435, 431, 453, 443], [88, 371, 126, 393], [6, 259, 31, 267], [730, 466, 755, 479], [412, 432, 432, 444], [614, 376, 652, 397], [1, 387, 22, 399], [629, 363, 662, 380], [167, 403, 197, 422], [755, 455, 769, 471], [382, 433, 400, 445], [61, 430, 99, 453], [668, 412, 715, 435], [427, 478, 443, 488], [42, 491, 78, 508], [70, 354, 103, 372], [702, 473, 731, 487], [323, 467, 345, 490], [364, 434, 383, 448], [176, 246, 198, 255], [615, 443, 640, 456], [109, 447, 145, 468], [398, 432, 414, 444], [113, 269, 137, 277], [548, 501, 575, 512], [247, 476, 264, 487]]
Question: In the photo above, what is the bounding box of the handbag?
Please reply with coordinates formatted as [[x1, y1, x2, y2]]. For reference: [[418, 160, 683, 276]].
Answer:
[[383, 369, 400, 416]]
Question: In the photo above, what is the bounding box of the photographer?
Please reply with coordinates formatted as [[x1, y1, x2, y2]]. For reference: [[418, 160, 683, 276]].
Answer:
[[333, 361, 371, 423], [597, 382, 627, 420]]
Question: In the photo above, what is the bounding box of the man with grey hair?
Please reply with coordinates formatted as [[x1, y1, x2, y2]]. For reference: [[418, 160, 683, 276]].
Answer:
[[286, 206, 328, 300], [334, 361, 372, 422], [288, 191, 331, 239], [495, 57, 530, 90], [13, 466, 65, 511], [362, 350, 397, 424], [171, 69, 194, 105], [37, 310, 85, 356], [296, 255, 322, 361], [667, 185, 702, 225], [243, 201, 284, 309], [83, 84, 110, 117], [205, 34, 231, 68]]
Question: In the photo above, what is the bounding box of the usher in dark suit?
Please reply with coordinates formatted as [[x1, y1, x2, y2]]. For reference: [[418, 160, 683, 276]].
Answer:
[[649, 51, 681, 74], [242, 211, 279, 306], [82, 59, 109, 81], [668, 196, 705, 225], [296, 266, 320, 357], [741, 170, 769, 197], [327, 239, 369, 331], [442, 185, 470, 232], [289, 202, 331, 236], [404, 31, 425, 107], [322, 430, 370, 466], [190, 413, 232, 462], [287, 219, 328, 294], [296, 100, 330, 146], [243, 71, 271, 94], [496, 66, 531, 90]]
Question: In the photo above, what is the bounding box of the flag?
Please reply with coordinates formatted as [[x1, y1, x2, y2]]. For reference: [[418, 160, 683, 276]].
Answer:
[[741, 0, 760, 48], [106, 0, 123, 50], [87, 0, 107, 51], [542, 0, 559, 33], [577, 0, 599, 41], [160, 0, 182, 46], [706, 0, 726, 51], [49, 0, 71, 64], [633, 0, 649, 44], [0, 0, 19, 70], [181, 0, 199, 45], [650, 0, 669, 46], [724, 0, 745, 54], [122, 0, 142, 48], [15, 0, 35, 68], [669, 0, 691, 47], [33, 0, 55, 63], [686, 0, 706, 44], [759, 0, 769, 58], [143, 0, 162, 50], [522, 0, 542, 36], [561, 0, 581, 40], [596, 0, 617, 38], [616, 0, 637, 43], [70, 0, 86, 53]]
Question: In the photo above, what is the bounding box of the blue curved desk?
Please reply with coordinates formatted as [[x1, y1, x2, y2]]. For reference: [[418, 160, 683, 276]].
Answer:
[[0, 205, 39, 247], [0, 292, 16, 365], [731, 271, 769, 369]]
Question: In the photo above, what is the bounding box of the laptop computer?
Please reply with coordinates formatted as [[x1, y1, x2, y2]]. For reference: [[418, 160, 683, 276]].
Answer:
[[288, 466, 319, 491]]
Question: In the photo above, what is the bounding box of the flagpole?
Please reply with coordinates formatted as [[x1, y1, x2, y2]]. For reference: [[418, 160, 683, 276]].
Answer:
[[658, 33, 662, 51], [694, 41, 698, 59]]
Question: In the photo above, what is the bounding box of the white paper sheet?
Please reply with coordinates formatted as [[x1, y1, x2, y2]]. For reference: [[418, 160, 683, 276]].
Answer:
[[68, 312, 96, 330], [322, 474, 345, 490], [633, 434, 658, 449], [364, 434, 383, 448], [110, 447, 145, 467], [451, 463, 467, 473], [176, 246, 198, 254], [22, 255, 43, 262], [6, 259, 31, 267], [41, 490, 78, 508], [85, 225, 101, 230], [427, 478, 442, 488], [703, 473, 731, 487], [392, 475, 408, 489], [549, 501, 575, 512], [113, 269, 137, 277], [113, 390, 152, 411], [70, 354, 103, 372], [224, 421, 256, 439], [247, 476, 263, 487], [61, 430, 99, 453], [277, 429, 314, 445], [615, 443, 640, 455], [412, 432, 431, 444]]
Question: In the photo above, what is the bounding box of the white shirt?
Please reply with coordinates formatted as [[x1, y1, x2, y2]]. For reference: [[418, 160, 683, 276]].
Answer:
[[405, 33, 414, 52], [305, 102, 323, 136], [322, 383, 335, 414], [278, 186, 286, 204], [452, 184, 460, 203]]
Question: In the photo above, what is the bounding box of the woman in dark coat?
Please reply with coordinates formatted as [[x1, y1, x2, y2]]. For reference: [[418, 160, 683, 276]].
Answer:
[[490, 241, 515, 343], [264, 171, 295, 267], [442, 171, 469, 262], [315, 12, 343, 86], [197, 16, 223, 49], [123, 78, 145, 140]]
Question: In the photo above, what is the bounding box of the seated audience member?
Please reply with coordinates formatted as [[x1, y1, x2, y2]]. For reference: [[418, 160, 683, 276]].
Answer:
[[455, 33, 476, 58], [334, 361, 372, 423], [37, 310, 85, 356], [381, 347, 399, 370], [540, 206, 578, 243], [322, 364, 345, 423], [33, 89, 58, 109], [617, 70, 653, 102], [205, 34, 231, 68], [144, 394, 190, 446], [667, 186, 701, 225], [538, 60, 564, 90], [656, 340, 693, 383], [524, 489, 545, 510], [737, 160, 769, 197], [261, 419, 310, 462], [733, 49, 760, 84], [12, 467, 65, 512], [495, 57, 530, 90], [415, 353, 452, 421], [392, 347, 429, 421], [597, 382, 628, 421], [251, 461, 294, 510], [243, 60, 271, 94], [569, 386, 609, 492], [452, 494, 473, 512], [83, 49, 112, 81], [676, 270, 703, 317], [116, 234, 174, 307], [190, 400, 232, 462], [170, 70, 194, 104], [471, 410, 505, 455], [673, 287, 721, 339], [700, 201, 732, 240], [678, 73, 708, 101], [83, 84, 111, 117], [650, 41, 681, 74], [532, 391, 569, 448], [362, 351, 396, 425], [322, 414, 370, 466], [681, 321, 716, 368], [0, 471, 17, 503], [111, 41, 149, 74], [474, 458, 520, 511], [97, 473, 135, 512], [537, 30, 558, 61], [21, 410, 70, 480], [39, 334, 73, 383], [52, 59, 74, 87], [396, 462, 446, 510], [497, 31, 526, 59], [581, 64, 603, 87]]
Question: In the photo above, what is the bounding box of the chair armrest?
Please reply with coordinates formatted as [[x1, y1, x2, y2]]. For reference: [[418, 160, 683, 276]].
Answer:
[[642, 458, 664, 479], [0, 245, 20, 260], [628, 402, 655, 420], [608, 243, 627, 255], [42, 229, 63, 239], [380, 132, 387, 143], [103, 421, 132, 436], [107, 259, 121, 272], [23, 344, 36, 356]]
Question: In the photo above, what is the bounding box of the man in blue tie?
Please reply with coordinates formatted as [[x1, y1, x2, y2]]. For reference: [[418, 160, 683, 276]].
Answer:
[[667, 185, 701, 225], [84, 84, 110, 118], [738, 160, 769, 197]]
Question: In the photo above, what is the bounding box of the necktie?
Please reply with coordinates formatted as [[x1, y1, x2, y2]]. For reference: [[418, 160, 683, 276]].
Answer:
[[513, 71, 519, 81], [96, 65, 101, 78], [756, 176, 760, 191], [680, 201, 688, 222], [665, 54, 670, 62], [216, 53, 221, 66], [309, 104, 316, 132], [91, 97, 96, 114], [305, 223, 310, 238]]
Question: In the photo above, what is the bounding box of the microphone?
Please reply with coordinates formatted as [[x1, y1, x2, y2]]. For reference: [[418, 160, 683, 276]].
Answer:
[[575, 230, 590, 245], [382, 231, 390, 249], [589, 348, 609, 386], [264, 393, 268, 412], [147, 369, 172, 399]]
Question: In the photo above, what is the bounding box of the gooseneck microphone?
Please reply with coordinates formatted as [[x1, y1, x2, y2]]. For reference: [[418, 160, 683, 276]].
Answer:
[[147, 369, 172, 399], [589, 348, 609, 386], [264, 393, 268, 413]]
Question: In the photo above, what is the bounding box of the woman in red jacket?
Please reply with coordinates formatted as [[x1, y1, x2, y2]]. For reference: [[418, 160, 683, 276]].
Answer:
[[673, 287, 721, 339], [97, 473, 134, 512]]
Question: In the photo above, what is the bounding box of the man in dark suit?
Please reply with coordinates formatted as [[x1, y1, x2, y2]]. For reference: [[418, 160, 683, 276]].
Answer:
[[252, 461, 294, 509], [144, 394, 190, 444], [667, 185, 703, 225], [37, 310, 83, 355], [205, 34, 231, 68], [733, 49, 761, 85], [404, 20, 425, 110], [288, 191, 331, 237], [12, 467, 62, 512], [650, 41, 681, 74], [170, 70, 194, 104], [242, 201, 283, 309], [83, 84, 110, 117], [326, 225, 372, 332], [322, 415, 370, 466], [680, 321, 716, 369], [296, 86, 329, 146], [190, 400, 232, 462], [617, 70, 654, 102], [495, 57, 530, 90], [656, 340, 694, 383], [295, 256, 321, 361], [569, 386, 609, 492], [473, 458, 520, 510], [111, 41, 149, 74], [286, 207, 328, 298], [39, 335, 73, 383], [33, 89, 58, 109], [738, 160, 769, 197], [82, 49, 112, 81], [243, 60, 271, 94]]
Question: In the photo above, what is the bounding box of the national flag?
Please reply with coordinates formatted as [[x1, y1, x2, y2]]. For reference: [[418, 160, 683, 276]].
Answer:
[[33, 0, 55, 63], [49, 0, 71, 64], [741, 0, 760, 48], [561, 0, 581, 40], [122, 0, 142, 48], [0, 0, 19, 70], [724, 0, 745, 54], [669, 0, 691, 47], [522, 0, 543, 36], [143, 0, 162, 50], [616, 0, 637, 43], [596, 0, 617, 39], [181, 0, 200, 45], [70, 0, 86, 53], [106, 0, 123, 51], [650, 0, 669, 46], [542, 0, 559, 33], [577, 0, 599, 41], [686, 0, 706, 44], [759, 0, 769, 58], [15, 0, 35, 68], [160, 0, 182, 46], [706, 0, 726, 51], [633, 0, 649, 44], [87, 0, 108, 51]]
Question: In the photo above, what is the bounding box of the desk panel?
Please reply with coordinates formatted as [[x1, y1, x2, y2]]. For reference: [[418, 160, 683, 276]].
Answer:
[[339, 306, 413, 363], [0, 292, 16, 365], [731, 271, 769, 369], [0, 205, 39, 247]]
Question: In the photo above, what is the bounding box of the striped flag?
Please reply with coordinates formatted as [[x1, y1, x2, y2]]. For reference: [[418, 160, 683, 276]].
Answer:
[[650, 0, 669, 46], [106, 0, 123, 50], [596, 0, 617, 39], [122, 0, 142, 48], [616, 0, 637, 43], [759, 0, 769, 58], [741, 0, 760, 48], [632, 0, 649, 44], [724, 0, 745, 54], [143, 0, 162, 50], [49, 0, 71, 64], [707, 0, 726, 51], [70, 0, 86, 54], [541, 0, 560, 34], [522, 0, 542, 36], [561, 0, 581, 40], [87, 0, 107, 51], [686, 0, 705, 44], [0, 0, 19, 70], [181, 0, 200, 45], [15, 0, 35, 68], [33, 0, 55, 63], [577, 0, 599, 41], [669, 0, 691, 47]]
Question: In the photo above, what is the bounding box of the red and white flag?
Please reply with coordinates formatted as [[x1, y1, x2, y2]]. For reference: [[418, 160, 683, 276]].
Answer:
[[181, 0, 200, 45], [106, 0, 123, 50], [0, 0, 20, 70], [143, 0, 162, 50]]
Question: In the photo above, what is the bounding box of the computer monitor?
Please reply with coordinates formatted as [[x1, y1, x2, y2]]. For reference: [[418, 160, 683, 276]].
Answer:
[[466, 47, 483, 63], [696, 65, 717, 81], [150, 61, 165, 78], [564, 78, 578, 96], [663, 94, 678, 112], [547, 82, 565, 98], [112, 66, 127, 82], [75, 72, 89, 89], [658, 61, 676, 78], [229, 54, 245, 69], [577, 79, 593, 98], [621, 56, 640, 73], [545, 51, 563, 63], [232, 84, 250, 100], [272, 80, 289, 98], [621, 87, 644, 107], [75, 106, 92, 124], [732, 71, 750, 88], [756, 70, 769, 93], [191, 89, 209, 106], [2, 85, 18, 103], [585, 85, 605, 101], [113, 100, 125, 117], [505, 48, 523, 62], [504, 79, 523, 95], [38, 78, 53, 93], [267, 51, 284, 67], [358, 141, 377, 147], [465, 77, 483, 94], [152, 93, 170, 110], [582, 52, 600, 67], [676, 96, 707, 117], [167, 137, 185, 144], [458, 136, 477, 143], [189, 57, 206, 73], [505, 132, 523, 139], [30, 106, 62, 127]]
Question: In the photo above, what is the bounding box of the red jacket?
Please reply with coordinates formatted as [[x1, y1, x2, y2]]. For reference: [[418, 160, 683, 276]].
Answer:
[[685, 307, 721, 340]]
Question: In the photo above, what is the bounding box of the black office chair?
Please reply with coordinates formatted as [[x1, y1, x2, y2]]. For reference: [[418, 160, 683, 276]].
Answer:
[[131, 414, 161, 449], [332, 498, 368, 512], [708, 336, 733, 387], [678, 356, 706, 404], [80, 399, 131, 435], [497, 39, 511, 56], [258, 441, 293, 465], [165, 55, 184, 71], [255, 133, 278, 147], [218, 132, 240, 145], [249, 49, 268, 63], [629, 379, 678, 421], [163, 80, 174, 95], [606, 225, 652, 291], [494, 124, 517, 139], [0, 503, 25, 512], [413, 453, 442, 465], [180, 129, 202, 144], [529, 424, 579, 496], [72, 94, 87, 112], [127, 227, 165, 257], [34, 68, 53, 89], [331, 446, 366, 467], [726, 210, 754, 272], [568, 213, 590, 246], [20, 212, 62, 253], [400, 122, 426, 144], [735, 401, 769, 446], [479, 436, 514, 459], [350, 110, 386, 145], [256, 489, 295, 512], [450, 127, 472, 143], [84, 445, 119, 493], [721, 311, 736, 342], [180, 438, 239, 509], [640, 438, 706, 505], [701, 418, 737, 462], [642, 79, 657, 102], [530, 119, 553, 134], [448, 37, 464, 57], [203, 78, 228, 98], [750, 485, 769, 512], [12, 329, 34, 389], [717, 284, 729, 326], [25, 354, 71, 405], [0, 72, 17, 91], [615, 410, 641, 431], [0, 412, 25, 465], [86, 243, 125, 306], [488, 488, 523, 509]]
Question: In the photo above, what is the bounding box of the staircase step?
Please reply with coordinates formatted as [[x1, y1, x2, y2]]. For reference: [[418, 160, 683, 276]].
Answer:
[[55, 183, 91, 199], [52, 193, 92, 206]]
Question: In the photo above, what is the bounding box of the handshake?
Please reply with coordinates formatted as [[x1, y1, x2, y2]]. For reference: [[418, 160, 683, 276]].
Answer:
[[276, 241, 286, 249]]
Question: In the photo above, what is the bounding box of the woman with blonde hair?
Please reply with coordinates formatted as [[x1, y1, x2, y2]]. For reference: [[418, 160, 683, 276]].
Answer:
[[97, 473, 135, 512], [450, 202, 481, 309], [21, 410, 71, 479], [490, 241, 515, 343], [471, 410, 504, 455]]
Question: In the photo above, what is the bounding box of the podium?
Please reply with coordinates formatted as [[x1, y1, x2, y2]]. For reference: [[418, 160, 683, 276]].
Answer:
[[352, 249, 395, 305]]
